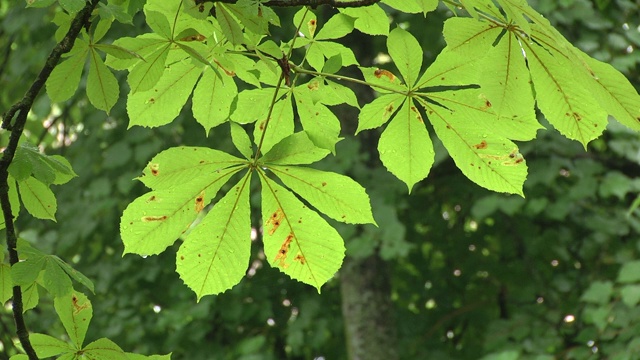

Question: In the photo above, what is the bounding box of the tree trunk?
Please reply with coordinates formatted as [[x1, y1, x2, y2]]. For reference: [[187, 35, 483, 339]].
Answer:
[[340, 253, 399, 360]]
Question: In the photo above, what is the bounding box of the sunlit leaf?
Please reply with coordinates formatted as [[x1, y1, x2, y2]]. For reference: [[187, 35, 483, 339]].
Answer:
[[87, 48, 119, 113], [259, 132, 330, 165], [260, 175, 345, 292], [177, 174, 251, 299], [254, 95, 294, 154], [54, 291, 92, 348], [192, 66, 237, 134], [269, 166, 376, 225]]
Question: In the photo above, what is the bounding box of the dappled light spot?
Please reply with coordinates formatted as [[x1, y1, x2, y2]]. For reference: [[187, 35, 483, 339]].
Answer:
[[266, 208, 284, 235], [142, 215, 167, 222]]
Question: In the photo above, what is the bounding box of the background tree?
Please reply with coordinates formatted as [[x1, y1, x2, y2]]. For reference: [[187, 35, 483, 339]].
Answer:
[[2, 0, 640, 359]]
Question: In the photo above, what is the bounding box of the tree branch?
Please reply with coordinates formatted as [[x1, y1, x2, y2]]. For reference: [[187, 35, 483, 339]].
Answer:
[[0, 1, 101, 359], [206, 0, 381, 8]]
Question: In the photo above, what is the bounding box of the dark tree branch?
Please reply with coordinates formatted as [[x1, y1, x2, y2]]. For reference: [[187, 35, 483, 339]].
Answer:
[[207, 0, 381, 8], [0, 1, 101, 359]]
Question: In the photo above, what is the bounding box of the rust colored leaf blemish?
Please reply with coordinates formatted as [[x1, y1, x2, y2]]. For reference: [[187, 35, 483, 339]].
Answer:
[[180, 256, 184, 260], [259, 121, 265, 131], [573, 112, 582, 121], [410, 106, 424, 123], [142, 215, 167, 222], [274, 233, 294, 267], [148, 97, 155, 104], [266, 209, 284, 235], [374, 68, 396, 81], [321, 182, 327, 187], [307, 81, 319, 91], [180, 34, 206, 42], [515, 157, 524, 164], [72, 294, 89, 314], [473, 140, 488, 150], [294, 253, 306, 265], [149, 163, 160, 176], [195, 191, 205, 213]]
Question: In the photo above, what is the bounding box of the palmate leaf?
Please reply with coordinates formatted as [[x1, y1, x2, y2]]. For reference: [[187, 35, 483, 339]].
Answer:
[[419, 94, 527, 195], [230, 122, 254, 159], [378, 100, 434, 192], [87, 47, 119, 113], [260, 174, 345, 292], [30, 333, 73, 358], [268, 166, 376, 225], [127, 43, 170, 94], [524, 31, 607, 146], [192, 66, 238, 135], [138, 146, 245, 190], [127, 53, 203, 128], [46, 50, 87, 103], [387, 27, 422, 88], [293, 87, 342, 152], [177, 174, 251, 299], [18, 176, 57, 221], [254, 95, 295, 154], [54, 291, 92, 348], [259, 132, 329, 165], [356, 93, 405, 133]]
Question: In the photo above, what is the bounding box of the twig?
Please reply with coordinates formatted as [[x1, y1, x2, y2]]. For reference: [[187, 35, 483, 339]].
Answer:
[[0, 1, 101, 359]]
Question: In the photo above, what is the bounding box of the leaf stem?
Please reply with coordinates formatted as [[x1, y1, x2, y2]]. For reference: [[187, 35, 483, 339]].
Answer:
[[0, 1, 100, 359]]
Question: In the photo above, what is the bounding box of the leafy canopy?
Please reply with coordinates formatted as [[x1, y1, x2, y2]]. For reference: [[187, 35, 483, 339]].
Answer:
[[19, 0, 640, 299]]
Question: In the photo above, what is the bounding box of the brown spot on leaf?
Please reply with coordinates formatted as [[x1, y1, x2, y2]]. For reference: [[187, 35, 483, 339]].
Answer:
[[307, 81, 319, 91], [374, 68, 396, 81], [259, 121, 265, 131], [142, 215, 167, 222], [573, 112, 582, 121], [146, 195, 157, 203], [274, 233, 294, 267], [180, 256, 184, 260], [473, 140, 488, 150], [321, 182, 327, 187], [195, 191, 205, 212], [410, 106, 424, 123], [149, 98, 155, 104], [515, 157, 524, 164], [266, 209, 284, 235], [180, 34, 206, 42], [149, 163, 160, 176], [294, 253, 306, 265], [384, 103, 394, 117]]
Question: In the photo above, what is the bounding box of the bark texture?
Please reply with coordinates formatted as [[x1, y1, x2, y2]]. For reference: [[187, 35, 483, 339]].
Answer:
[[340, 253, 399, 360]]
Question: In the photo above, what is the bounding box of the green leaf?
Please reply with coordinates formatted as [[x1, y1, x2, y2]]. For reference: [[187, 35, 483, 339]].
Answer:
[[340, 5, 389, 36], [192, 66, 237, 134], [138, 146, 245, 190], [260, 175, 345, 292], [293, 7, 316, 39], [18, 176, 57, 221], [387, 27, 422, 88], [31, 333, 73, 358], [259, 132, 330, 165], [46, 52, 87, 103], [421, 94, 527, 195], [52, 256, 95, 294], [105, 34, 166, 70], [42, 259, 73, 297], [359, 67, 406, 93], [230, 122, 253, 160], [379, 100, 434, 192], [580, 54, 640, 131], [54, 291, 92, 348], [94, 43, 144, 61], [0, 176, 21, 230], [381, 0, 438, 14], [127, 55, 203, 128], [254, 95, 294, 154], [22, 283, 39, 312], [231, 88, 277, 124], [315, 13, 354, 40], [87, 48, 119, 113], [144, 10, 172, 39], [127, 44, 170, 94], [525, 29, 608, 146], [580, 280, 613, 304], [49, 155, 77, 185], [126, 353, 172, 360], [477, 32, 541, 141], [217, 4, 244, 45], [618, 260, 640, 283], [81, 338, 127, 360], [356, 93, 405, 133], [293, 88, 342, 153], [621, 284, 640, 307], [59, 0, 85, 13], [0, 263, 13, 304], [177, 174, 251, 299], [269, 165, 376, 225], [11, 257, 45, 286], [322, 54, 342, 74], [121, 168, 241, 256], [92, 17, 113, 43]]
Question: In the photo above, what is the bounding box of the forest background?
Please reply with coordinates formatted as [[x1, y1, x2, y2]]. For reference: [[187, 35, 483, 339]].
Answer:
[[2, 0, 640, 359]]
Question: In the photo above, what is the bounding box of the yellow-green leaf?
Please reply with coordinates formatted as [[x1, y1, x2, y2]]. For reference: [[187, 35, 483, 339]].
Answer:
[[87, 48, 119, 113]]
